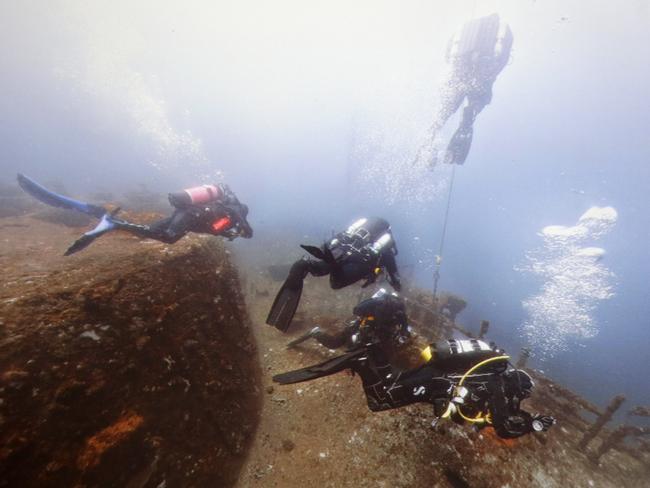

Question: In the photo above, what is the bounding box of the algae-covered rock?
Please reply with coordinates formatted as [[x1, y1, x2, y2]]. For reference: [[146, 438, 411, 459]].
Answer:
[[0, 219, 261, 488]]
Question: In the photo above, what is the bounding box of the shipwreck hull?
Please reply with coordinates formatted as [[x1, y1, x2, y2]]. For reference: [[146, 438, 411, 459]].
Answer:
[[0, 219, 261, 487]]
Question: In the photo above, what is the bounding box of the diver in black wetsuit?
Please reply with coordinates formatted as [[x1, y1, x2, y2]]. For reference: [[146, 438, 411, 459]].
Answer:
[[108, 184, 252, 242], [266, 217, 401, 332], [274, 338, 555, 439], [287, 288, 410, 350], [17, 174, 252, 255], [416, 13, 513, 166]]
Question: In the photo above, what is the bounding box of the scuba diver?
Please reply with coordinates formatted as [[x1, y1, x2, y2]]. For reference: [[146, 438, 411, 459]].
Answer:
[[266, 217, 401, 332], [287, 288, 410, 350], [17, 173, 253, 255], [274, 337, 555, 439], [417, 13, 513, 166]]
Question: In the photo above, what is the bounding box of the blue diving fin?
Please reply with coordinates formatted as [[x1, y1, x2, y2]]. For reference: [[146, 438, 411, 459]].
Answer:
[[17, 173, 107, 218], [64, 213, 117, 256]]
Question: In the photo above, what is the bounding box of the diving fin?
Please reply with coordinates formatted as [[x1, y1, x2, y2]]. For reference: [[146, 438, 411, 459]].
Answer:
[[266, 279, 303, 332], [64, 213, 117, 256], [445, 125, 473, 165], [17, 173, 107, 218], [272, 348, 366, 385]]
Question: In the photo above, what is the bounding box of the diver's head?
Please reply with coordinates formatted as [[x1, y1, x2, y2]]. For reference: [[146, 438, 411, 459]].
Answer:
[[503, 369, 534, 399]]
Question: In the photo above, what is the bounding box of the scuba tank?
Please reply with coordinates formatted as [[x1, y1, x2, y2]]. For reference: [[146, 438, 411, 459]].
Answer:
[[346, 218, 368, 235], [422, 339, 503, 373], [329, 218, 392, 257], [168, 184, 223, 208], [370, 232, 392, 254]]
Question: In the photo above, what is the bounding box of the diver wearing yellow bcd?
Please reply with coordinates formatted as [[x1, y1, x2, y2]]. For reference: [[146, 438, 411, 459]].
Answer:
[[274, 337, 555, 439]]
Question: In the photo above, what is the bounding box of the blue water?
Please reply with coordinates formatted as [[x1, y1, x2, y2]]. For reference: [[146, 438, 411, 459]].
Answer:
[[1, 1, 649, 415]]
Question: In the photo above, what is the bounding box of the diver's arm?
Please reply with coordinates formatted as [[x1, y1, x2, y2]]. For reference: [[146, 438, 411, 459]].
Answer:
[[488, 388, 555, 438], [382, 252, 402, 291], [396, 309, 410, 339], [202, 200, 253, 239], [313, 329, 349, 350]]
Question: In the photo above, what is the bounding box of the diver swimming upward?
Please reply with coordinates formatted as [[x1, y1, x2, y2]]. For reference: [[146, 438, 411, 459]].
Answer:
[[17, 174, 253, 255], [266, 217, 401, 332], [416, 13, 513, 166], [276, 322, 555, 439]]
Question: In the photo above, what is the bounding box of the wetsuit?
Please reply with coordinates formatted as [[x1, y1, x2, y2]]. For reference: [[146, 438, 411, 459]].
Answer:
[[274, 339, 555, 439], [16, 174, 252, 256], [267, 217, 401, 332], [292, 217, 400, 290], [418, 13, 513, 165], [351, 343, 551, 438], [112, 185, 252, 243]]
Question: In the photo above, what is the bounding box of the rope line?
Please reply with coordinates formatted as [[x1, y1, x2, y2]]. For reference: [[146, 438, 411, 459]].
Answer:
[[433, 164, 456, 298]]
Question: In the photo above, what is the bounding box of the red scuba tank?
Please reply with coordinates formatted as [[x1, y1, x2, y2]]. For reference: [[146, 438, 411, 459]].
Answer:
[[168, 184, 223, 208]]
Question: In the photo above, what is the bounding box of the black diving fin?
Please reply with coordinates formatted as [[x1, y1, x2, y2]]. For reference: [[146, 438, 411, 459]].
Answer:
[[268, 243, 338, 332], [266, 279, 303, 333], [272, 348, 366, 385], [17, 173, 107, 218]]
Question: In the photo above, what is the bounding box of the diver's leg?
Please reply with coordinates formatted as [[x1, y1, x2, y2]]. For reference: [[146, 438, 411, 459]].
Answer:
[[352, 345, 400, 412], [445, 88, 491, 165], [330, 258, 369, 290], [306, 259, 331, 277], [157, 210, 194, 243], [313, 329, 349, 349], [286, 326, 348, 349], [415, 86, 466, 166], [355, 345, 451, 412], [434, 82, 467, 133], [389, 366, 452, 406], [112, 216, 171, 240], [112, 211, 192, 244], [382, 252, 402, 291]]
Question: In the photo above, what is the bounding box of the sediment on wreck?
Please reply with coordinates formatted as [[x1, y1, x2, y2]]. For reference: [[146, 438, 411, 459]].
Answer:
[[0, 222, 261, 488]]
